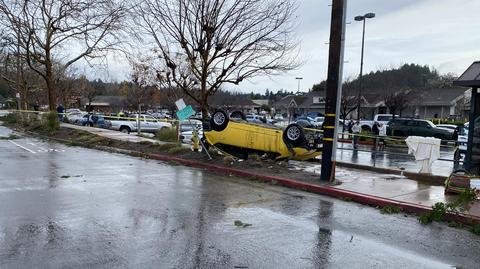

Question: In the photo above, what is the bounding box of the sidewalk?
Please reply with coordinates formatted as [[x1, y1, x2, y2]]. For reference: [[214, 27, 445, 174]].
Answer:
[[59, 123, 480, 223], [60, 123, 161, 144]]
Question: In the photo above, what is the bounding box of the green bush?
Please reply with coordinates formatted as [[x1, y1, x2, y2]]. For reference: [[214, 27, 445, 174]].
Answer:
[[1, 113, 18, 124], [44, 111, 60, 132], [359, 130, 374, 142], [472, 224, 480, 236], [380, 206, 402, 214], [155, 127, 178, 142], [429, 118, 466, 125]]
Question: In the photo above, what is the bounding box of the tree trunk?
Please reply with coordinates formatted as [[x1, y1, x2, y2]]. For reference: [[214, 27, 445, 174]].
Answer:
[[45, 49, 56, 111]]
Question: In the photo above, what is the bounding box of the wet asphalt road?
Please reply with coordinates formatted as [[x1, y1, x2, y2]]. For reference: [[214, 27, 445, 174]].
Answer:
[[1, 127, 479, 268]]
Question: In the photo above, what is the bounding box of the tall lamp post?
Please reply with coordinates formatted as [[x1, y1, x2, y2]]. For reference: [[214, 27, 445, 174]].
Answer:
[[354, 12, 375, 120], [295, 77, 303, 94]]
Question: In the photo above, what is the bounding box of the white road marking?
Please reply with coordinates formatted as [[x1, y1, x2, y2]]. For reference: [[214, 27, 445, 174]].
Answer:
[[8, 140, 36, 154]]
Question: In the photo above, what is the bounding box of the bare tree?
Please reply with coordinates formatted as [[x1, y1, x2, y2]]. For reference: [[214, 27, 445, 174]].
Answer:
[[78, 76, 97, 112], [0, 0, 125, 111], [57, 67, 81, 109], [340, 95, 358, 120], [123, 61, 156, 113], [133, 0, 299, 119], [384, 88, 412, 118], [0, 37, 43, 110]]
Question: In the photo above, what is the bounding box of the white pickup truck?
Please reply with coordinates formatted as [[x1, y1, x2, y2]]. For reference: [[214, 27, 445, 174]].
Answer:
[[109, 114, 172, 134], [359, 114, 396, 131]]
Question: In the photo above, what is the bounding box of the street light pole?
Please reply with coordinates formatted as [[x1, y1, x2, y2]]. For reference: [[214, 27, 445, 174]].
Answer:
[[295, 77, 303, 94], [355, 13, 375, 120]]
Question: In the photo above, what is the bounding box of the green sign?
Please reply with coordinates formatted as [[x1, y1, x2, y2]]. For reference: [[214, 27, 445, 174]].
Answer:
[[176, 105, 195, 121]]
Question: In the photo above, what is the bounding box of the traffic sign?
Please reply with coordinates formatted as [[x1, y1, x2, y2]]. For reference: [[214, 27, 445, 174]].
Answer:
[[176, 105, 195, 121]]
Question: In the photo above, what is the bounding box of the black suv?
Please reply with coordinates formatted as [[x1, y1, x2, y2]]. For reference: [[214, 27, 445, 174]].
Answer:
[[386, 118, 454, 140]]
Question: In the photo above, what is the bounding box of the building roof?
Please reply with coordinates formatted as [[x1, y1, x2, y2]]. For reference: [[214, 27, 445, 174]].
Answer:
[[252, 99, 270, 106], [273, 94, 307, 107], [454, 61, 480, 87], [419, 87, 467, 106], [298, 91, 325, 108]]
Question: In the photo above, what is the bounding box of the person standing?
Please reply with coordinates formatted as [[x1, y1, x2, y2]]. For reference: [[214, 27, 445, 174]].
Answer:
[[372, 121, 380, 150], [347, 120, 354, 139], [378, 123, 387, 151], [352, 121, 361, 149]]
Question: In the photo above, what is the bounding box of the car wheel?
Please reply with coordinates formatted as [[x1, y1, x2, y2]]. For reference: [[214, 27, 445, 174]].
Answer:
[[120, 126, 131, 134], [283, 123, 305, 147], [230, 111, 246, 121], [210, 110, 229, 131], [361, 125, 371, 132]]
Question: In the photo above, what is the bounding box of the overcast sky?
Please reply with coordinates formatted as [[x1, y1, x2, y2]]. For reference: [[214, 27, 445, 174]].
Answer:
[[96, 0, 480, 94]]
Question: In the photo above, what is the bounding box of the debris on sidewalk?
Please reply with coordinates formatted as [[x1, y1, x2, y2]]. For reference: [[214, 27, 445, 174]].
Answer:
[[234, 220, 252, 228]]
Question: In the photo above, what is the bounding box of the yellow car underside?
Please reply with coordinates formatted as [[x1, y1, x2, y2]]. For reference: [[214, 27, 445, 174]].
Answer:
[[204, 121, 321, 161]]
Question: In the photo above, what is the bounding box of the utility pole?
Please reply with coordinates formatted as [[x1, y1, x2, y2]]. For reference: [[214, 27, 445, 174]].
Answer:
[[320, 0, 347, 182]]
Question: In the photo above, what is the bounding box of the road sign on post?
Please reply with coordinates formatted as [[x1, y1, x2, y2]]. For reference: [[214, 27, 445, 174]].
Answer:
[[320, 0, 347, 182], [176, 105, 195, 121]]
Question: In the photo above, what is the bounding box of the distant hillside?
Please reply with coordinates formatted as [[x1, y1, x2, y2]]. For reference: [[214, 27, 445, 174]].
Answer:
[[312, 63, 448, 94]]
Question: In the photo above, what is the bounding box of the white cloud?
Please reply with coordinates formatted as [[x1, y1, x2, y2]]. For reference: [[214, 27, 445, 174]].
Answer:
[[231, 0, 480, 93], [90, 0, 480, 94]]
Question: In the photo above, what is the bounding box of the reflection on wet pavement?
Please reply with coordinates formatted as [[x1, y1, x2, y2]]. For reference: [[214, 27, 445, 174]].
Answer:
[[0, 134, 479, 268], [336, 142, 455, 176]]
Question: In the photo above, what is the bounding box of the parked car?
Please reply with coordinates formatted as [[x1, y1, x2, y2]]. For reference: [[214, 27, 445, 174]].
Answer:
[[203, 110, 322, 160], [307, 112, 323, 119], [109, 114, 172, 134], [274, 114, 284, 121], [360, 114, 396, 131], [245, 113, 264, 124], [296, 116, 321, 128], [76, 114, 112, 129], [436, 124, 458, 131], [0, 110, 11, 117], [66, 108, 82, 114], [386, 118, 454, 141], [179, 119, 203, 144], [150, 112, 171, 119], [66, 111, 87, 123], [458, 125, 468, 153]]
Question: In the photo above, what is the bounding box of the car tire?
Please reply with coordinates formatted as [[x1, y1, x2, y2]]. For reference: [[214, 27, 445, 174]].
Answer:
[[210, 110, 229, 131], [230, 111, 246, 121], [283, 123, 305, 147], [120, 126, 131, 134], [361, 125, 371, 132]]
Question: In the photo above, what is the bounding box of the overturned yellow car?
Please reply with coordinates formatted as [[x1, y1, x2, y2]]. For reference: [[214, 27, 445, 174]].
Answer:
[[203, 110, 322, 161]]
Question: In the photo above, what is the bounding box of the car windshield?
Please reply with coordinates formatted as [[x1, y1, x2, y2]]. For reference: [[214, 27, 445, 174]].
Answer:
[[377, 115, 392, 121], [425, 120, 435, 128], [460, 127, 469, 136]]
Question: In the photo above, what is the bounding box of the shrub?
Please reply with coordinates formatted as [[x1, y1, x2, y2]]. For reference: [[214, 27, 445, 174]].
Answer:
[[43, 111, 59, 132], [166, 146, 189, 154], [1, 113, 18, 124], [156, 127, 178, 142], [380, 206, 402, 214]]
